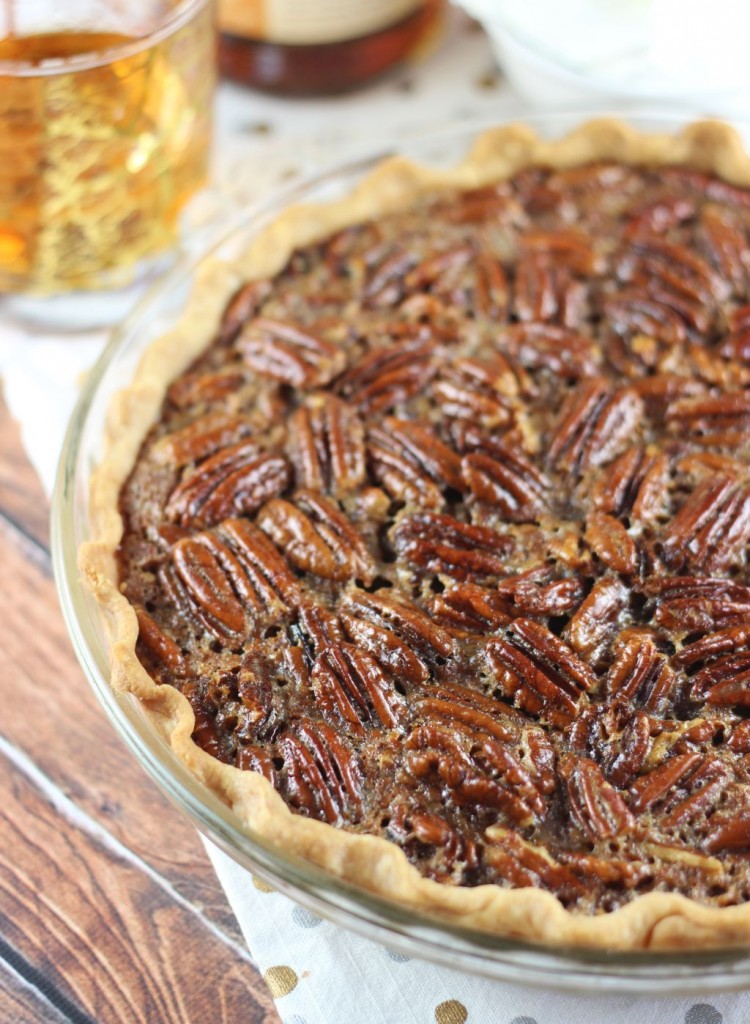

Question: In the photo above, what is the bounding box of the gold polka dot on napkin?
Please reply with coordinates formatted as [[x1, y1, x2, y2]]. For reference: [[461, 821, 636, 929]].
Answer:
[[434, 999, 468, 1024], [264, 965, 299, 999]]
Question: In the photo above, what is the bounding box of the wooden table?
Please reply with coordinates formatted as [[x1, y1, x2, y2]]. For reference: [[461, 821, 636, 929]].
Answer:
[[0, 389, 280, 1023]]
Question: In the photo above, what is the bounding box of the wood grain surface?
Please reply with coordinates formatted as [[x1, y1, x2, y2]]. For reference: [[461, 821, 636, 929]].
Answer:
[[0, 390, 281, 1023]]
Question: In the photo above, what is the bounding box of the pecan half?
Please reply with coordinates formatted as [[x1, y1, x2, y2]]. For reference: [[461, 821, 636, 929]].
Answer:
[[606, 632, 679, 716], [659, 758, 728, 828], [719, 305, 750, 362], [402, 808, 479, 881], [662, 477, 750, 574], [514, 252, 572, 323], [166, 519, 301, 639], [520, 228, 602, 275], [498, 323, 599, 379], [224, 517, 301, 600], [495, 566, 587, 618], [435, 183, 520, 224], [697, 205, 750, 294], [362, 245, 415, 307], [404, 243, 474, 292], [623, 194, 696, 238], [340, 610, 430, 686], [474, 252, 510, 319], [564, 578, 629, 664], [483, 828, 585, 898], [339, 588, 454, 685], [430, 581, 511, 633], [288, 603, 345, 664], [547, 380, 643, 477], [590, 445, 670, 523], [647, 576, 750, 633], [239, 317, 347, 388], [367, 417, 463, 509], [666, 392, 750, 447], [312, 643, 408, 736], [674, 626, 750, 669], [219, 279, 272, 343], [337, 339, 438, 415], [135, 606, 184, 672], [705, 819, 750, 854], [405, 692, 548, 826], [279, 719, 364, 824], [166, 441, 291, 528], [392, 511, 513, 580], [170, 534, 249, 637], [455, 425, 550, 521], [693, 653, 750, 707], [431, 354, 517, 429], [560, 754, 634, 840], [569, 704, 652, 789], [584, 512, 638, 575], [487, 618, 595, 724], [235, 745, 277, 782], [288, 394, 365, 496], [257, 490, 374, 583], [547, 162, 638, 194], [604, 290, 687, 348], [629, 753, 704, 815], [167, 367, 247, 411], [153, 413, 255, 468], [617, 235, 729, 309]]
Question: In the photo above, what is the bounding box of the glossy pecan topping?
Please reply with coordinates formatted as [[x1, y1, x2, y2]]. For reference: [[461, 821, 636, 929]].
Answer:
[[487, 619, 595, 725], [548, 380, 643, 476], [280, 719, 364, 824], [458, 426, 550, 521], [288, 394, 365, 495], [239, 317, 347, 388], [120, 155, 750, 914], [337, 338, 439, 415], [257, 490, 374, 583], [392, 511, 513, 580], [560, 754, 634, 840], [367, 416, 463, 509], [311, 644, 408, 737], [166, 441, 291, 528], [431, 354, 520, 429]]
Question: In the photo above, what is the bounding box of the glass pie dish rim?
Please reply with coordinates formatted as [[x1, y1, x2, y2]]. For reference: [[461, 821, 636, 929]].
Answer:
[[51, 108, 750, 994]]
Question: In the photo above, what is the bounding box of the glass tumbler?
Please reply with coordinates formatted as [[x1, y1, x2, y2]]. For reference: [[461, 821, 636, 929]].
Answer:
[[0, 0, 214, 304]]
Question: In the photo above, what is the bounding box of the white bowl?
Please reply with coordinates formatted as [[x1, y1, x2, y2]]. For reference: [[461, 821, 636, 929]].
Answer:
[[465, 5, 749, 117]]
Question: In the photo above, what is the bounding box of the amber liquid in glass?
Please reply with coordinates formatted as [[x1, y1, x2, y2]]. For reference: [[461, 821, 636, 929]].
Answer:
[[0, 18, 213, 295]]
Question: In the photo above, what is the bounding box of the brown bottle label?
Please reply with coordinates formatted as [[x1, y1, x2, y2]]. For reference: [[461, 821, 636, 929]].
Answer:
[[219, 0, 422, 45]]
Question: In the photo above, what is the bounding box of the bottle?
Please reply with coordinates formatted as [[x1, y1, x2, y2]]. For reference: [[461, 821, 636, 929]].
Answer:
[[218, 0, 443, 95]]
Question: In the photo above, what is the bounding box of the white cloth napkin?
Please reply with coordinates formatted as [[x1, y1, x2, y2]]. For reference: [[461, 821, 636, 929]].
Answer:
[[3, 28, 750, 1020]]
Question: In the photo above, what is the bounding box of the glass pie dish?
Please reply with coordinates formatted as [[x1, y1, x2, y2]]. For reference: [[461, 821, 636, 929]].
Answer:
[[52, 110, 750, 994]]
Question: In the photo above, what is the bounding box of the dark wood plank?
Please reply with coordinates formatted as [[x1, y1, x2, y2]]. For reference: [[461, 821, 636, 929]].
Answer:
[[0, 384, 50, 555], [0, 502, 251, 946], [0, 958, 71, 1024], [0, 745, 279, 1024], [0, 391, 281, 1019], [0, 529, 251, 944]]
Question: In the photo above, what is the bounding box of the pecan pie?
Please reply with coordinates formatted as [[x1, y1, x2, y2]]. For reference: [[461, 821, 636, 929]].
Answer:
[[82, 120, 750, 949]]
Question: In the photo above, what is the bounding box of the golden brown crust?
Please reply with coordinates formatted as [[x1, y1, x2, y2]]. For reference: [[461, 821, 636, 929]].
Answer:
[[80, 117, 750, 951]]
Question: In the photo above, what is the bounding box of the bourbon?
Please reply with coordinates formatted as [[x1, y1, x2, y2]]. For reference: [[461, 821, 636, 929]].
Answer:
[[0, 9, 213, 295], [218, 0, 443, 94]]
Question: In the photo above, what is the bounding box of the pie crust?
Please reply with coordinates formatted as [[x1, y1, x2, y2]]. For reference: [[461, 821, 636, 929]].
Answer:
[[80, 117, 750, 951]]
